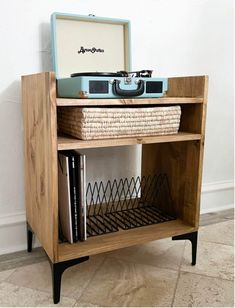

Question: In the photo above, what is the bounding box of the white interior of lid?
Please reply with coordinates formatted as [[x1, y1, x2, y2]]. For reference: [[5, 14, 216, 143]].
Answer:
[[55, 16, 130, 78]]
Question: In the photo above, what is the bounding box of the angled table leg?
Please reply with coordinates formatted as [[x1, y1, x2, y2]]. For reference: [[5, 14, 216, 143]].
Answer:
[[47, 255, 89, 304], [172, 231, 198, 265], [26, 222, 33, 253]]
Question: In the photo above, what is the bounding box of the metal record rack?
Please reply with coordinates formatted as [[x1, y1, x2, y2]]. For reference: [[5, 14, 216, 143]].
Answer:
[[86, 174, 176, 237]]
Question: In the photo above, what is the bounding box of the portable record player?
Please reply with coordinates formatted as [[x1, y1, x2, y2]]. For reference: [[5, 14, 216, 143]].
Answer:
[[51, 12, 168, 98]]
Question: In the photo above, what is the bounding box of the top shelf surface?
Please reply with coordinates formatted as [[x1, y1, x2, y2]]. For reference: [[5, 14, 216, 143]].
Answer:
[[56, 97, 204, 106]]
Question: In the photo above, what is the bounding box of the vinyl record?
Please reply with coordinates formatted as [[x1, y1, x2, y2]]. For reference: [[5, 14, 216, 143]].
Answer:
[[70, 72, 124, 78]]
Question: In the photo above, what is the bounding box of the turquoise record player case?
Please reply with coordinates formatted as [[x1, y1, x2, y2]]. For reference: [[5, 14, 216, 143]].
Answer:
[[51, 12, 167, 98]]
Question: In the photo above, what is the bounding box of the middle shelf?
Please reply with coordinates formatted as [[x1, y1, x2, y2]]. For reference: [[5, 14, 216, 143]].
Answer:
[[57, 132, 201, 150]]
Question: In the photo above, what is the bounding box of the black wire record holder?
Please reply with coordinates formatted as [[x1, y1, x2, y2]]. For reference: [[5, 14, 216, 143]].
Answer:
[[86, 174, 176, 237]]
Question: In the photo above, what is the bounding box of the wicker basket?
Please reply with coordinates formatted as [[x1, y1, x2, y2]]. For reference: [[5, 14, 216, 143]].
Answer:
[[57, 106, 181, 140]]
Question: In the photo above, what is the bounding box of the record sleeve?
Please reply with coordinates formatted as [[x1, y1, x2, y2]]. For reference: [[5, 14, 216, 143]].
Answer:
[[58, 153, 73, 243]]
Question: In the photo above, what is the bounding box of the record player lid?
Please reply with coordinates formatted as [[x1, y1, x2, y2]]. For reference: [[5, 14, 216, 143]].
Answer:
[[51, 13, 131, 78]]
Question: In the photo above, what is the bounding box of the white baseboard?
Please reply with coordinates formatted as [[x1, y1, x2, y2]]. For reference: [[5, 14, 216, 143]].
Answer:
[[200, 203, 234, 214], [0, 211, 26, 227], [0, 212, 40, 255], [201, 180, 234, 193], [200, 180, 234, 213], [0, 180, 233, 255]]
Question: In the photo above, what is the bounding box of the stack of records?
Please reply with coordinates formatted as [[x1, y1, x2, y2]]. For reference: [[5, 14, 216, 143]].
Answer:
[[58, 150, 86, 243]]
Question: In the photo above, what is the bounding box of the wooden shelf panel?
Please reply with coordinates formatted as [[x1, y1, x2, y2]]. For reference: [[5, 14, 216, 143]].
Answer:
[[57, 97, 204, 106], [57, 132, 201, 150], [58, 219, 197, 262]]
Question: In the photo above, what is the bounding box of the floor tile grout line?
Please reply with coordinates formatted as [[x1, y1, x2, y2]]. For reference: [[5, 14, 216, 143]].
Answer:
[[198, 239, 234, 247], [170, 270, 181, 307], [170, 240, 186, 307], [179, 269, 234, 282]]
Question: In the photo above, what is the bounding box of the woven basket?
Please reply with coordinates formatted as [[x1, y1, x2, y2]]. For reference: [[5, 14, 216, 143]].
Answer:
[[57, 106, 181, 140]]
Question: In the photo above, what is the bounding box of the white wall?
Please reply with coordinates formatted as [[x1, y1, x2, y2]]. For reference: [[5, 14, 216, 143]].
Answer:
[[0, 0, 233, 254]]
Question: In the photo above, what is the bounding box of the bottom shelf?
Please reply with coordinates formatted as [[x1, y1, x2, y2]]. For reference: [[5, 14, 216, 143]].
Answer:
[[58, 219, 197, 262], [87, 206, 176, 237]]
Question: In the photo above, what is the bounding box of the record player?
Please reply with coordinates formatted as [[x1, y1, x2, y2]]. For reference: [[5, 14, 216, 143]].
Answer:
[[51, 13, 168, 98]]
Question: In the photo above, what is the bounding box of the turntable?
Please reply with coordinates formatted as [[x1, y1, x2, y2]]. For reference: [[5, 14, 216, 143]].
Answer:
[[51, 13, 168, 98], [56, 69, 167, 98]]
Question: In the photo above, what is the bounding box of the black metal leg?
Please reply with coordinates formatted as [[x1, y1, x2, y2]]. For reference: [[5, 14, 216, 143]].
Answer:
[[172, 231, 198, 265], [47, 255, 89, 304], [26, 223, 33, 253], [50, 263, 63, 305]]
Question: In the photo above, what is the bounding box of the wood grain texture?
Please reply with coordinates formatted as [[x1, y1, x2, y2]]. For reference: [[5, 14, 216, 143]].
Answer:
[[58, 219, 196, 262], [22, 72, 58, 262], [142, 75, 208, 228], [167, 76, 207, 98], [179, 104, 204, 133], [194, 76, 208, 225], [58, 132, 201, 150], [57, 97, 203, 106], [141, 141, 201, 226]]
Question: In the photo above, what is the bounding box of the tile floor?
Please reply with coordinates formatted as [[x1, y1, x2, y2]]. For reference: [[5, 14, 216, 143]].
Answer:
[[0, 216, 234, 307]]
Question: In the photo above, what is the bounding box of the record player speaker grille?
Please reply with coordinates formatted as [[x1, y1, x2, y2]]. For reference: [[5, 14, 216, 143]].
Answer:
[[146, 81, 163, 93], [89, 81, 109, 94]]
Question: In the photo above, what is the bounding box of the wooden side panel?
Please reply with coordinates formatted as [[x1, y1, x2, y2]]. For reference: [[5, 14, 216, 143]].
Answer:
[[179, 104, 204, 134], [142, 142, 201, 226], [142, 76, 208, 227], [167, 76, 207, 98], [194, 76, 208, 224], [22, 72, 58, 262]]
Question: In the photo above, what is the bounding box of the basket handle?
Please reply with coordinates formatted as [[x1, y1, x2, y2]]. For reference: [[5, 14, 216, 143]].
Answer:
[[112, 79, 145, 97]]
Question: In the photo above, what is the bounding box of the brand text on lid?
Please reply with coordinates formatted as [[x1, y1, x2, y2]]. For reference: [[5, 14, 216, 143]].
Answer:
[[78, 46, 104, 54]]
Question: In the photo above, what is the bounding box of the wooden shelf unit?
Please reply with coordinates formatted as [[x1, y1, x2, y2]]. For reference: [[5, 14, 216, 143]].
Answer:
[[22, 72, 208, 302]]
